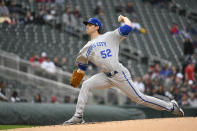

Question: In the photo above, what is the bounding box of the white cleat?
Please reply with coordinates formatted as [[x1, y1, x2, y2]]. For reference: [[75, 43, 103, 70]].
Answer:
[[171, 100, 184, 117], [63, 116, 85, 125]]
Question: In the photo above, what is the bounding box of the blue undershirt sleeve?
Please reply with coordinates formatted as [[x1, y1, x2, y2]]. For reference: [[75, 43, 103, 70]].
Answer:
[[77, 63, 88, 71]]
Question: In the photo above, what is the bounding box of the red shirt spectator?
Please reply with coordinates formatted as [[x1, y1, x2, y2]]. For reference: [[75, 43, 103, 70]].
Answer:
[[29, 54, 39, 63], [170, 24, 179, 35], [29, 57, 34, 63], [185, 62, 194, 80]]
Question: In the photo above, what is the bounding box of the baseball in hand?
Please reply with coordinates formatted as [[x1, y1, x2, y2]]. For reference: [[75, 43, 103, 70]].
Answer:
[[118, 15, 125, 22]]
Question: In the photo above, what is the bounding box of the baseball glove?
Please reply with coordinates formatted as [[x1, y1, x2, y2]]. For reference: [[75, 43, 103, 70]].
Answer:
[[70, 69, 85, 88]]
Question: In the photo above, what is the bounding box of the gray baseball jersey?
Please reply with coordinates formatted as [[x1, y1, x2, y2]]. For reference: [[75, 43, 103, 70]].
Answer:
[[75, 29, 129, 75]]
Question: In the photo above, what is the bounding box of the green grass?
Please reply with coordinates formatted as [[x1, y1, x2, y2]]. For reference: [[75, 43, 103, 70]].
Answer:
[[0, 125, 35, 130]]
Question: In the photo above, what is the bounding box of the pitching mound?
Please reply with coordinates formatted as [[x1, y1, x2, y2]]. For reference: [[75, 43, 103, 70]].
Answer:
[[7, 117, 197, 131]]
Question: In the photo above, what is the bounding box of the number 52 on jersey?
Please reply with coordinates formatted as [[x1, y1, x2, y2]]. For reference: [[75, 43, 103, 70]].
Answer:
[[100, 49, 112, 59]]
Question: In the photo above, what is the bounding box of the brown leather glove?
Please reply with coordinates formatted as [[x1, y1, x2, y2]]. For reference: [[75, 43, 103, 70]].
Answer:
[[70, 69, 85, 88]]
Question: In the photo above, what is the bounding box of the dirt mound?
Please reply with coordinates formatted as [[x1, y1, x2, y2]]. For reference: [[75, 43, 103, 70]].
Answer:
[[7, 117, 196, 131]]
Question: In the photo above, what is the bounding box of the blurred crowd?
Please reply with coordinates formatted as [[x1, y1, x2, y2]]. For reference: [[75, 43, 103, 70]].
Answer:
[[0, 0, 81, 31], [132, 57, 197, 107], [0, 0, 137, 32], [29, 52, 67, 73], [0, 80, 73, 103]]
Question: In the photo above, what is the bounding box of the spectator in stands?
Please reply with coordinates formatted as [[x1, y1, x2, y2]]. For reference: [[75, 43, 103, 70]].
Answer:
[[94, 1, 104, 15], [10, 12, 18, 25], [0, 12, 11, 24], [134, 77, 145, 93], [180, 93, 189, 107], [150, 63, 161, 80], [188, 93, 197, 107], [163, 73, 174, 92], [39, 52, 47, 63], [186, 24, 197, 36], [29, 53, 40, 64], [62, 6, 77, 31], [23, 11, 34, 24], [29, 54, 39, 63], [188, 80, 197, 93], [51, 96, 57, 103], [131, 18, 141, 32], [164, 84, 174, 99], [144, 0, 171, 7], [44, 4, 56, 26], [160, 64, 172, 79], [53, 57, 61, 68], [0, 81, 8, 102], [151, 77, 160, 92], [33, 93, 42, 103], [174, 73, 183, 88], [10, 91, 20, 102], [41, 57, 56, 73], [64, 95, 71, 103], [34, 5, 46, 25], [73, 6, 81, 18], [36, 4, 47, 24], [157, 85, 165, 96], [148, 64, 155, 76], [171, 66, 177, 78], [126, 1, 134, 14], [182, 80, 191, 91], [184, 60, 195, 81], [115, 1, 125, 13], [183, 38, 194, 57], [181, 29, 191, 40], [175, 73, 184, 88], [61, 57, 67, 71], [167, 85, 175, 99], [64, 3, 70, 11], [173, 74, 184, 93], [130, 18, 146, 34], [170, 23, 179, 35], [143, 74, 154, 95], [172, 87, 182, 104], [8, 0, 22, 15], [0, 1, 9, 16]]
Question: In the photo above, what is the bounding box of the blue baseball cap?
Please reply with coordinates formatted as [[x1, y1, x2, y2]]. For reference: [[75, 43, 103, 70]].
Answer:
[[83, 18, 102, 30]]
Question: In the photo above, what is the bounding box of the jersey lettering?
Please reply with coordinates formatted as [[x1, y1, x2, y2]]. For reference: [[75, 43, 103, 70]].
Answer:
[[86, 42, 107, 58], [100, 49, 112, 59]]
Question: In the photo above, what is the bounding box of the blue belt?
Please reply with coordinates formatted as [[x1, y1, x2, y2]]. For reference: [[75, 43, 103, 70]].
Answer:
[[105, 71, 118, 77]]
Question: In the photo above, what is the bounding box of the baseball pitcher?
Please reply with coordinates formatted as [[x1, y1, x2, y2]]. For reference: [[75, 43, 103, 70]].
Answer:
[[64, 15, 184, 124]]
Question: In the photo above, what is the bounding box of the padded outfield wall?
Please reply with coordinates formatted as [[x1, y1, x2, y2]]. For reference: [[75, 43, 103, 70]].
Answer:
[[0, 103, 196, 125]]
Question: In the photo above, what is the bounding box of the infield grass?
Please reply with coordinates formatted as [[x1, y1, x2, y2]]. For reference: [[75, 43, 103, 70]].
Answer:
[[0, 125, 35, 130]]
